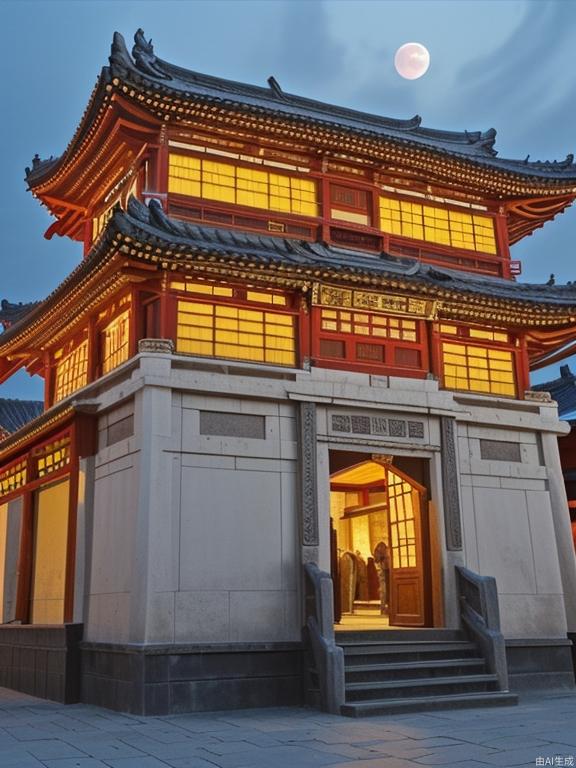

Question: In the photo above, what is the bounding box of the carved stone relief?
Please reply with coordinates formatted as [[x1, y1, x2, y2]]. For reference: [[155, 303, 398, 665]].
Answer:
[[299, 402, 319, 546], [440, 416, 462, 551]]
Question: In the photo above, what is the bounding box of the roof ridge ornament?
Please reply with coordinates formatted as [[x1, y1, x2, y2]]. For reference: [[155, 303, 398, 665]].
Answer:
[[267, 76, 284, 99], [131, 28, 172, 80], [464, 128, 497, 157]]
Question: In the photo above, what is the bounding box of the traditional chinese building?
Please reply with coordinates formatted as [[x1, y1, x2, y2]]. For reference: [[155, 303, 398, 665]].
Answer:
[[0, 30, 576, 715]]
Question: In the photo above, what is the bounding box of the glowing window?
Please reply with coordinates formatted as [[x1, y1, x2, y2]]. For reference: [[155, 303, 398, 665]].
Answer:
[[29, 479, 70, 624], [34, 438, 71, 479], [176, 300, 296, 366], [388, 474, 417, 569], [442, 342, 516, 397], [170, 280, 233, 297], [440, 324, 511, 344], [320, 309, 417, 342], [168, 154, 318, 217], [379, 196, 497, 255], [101, 310, 130, 374], [54, 340, 88, 402], [0, 459, 27, 498]]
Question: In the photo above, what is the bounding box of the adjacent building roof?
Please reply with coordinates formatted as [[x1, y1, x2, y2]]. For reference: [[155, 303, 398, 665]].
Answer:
[[0, 399, 44, 436], [533, 365, 576, 417], [0, 300, 38, 331]]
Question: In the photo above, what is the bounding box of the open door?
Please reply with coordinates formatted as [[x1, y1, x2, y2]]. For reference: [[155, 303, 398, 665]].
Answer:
[[385, 465, 427, 626]]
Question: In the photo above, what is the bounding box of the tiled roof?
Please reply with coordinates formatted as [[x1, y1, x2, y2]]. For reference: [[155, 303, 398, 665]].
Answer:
[[0, 300, 38, 331], [0, 399, 44, 435], [26, 30, 576, 187], [114, 198, 576, 306], [533, 366, 576, 417], [3, 198, 576, 354]]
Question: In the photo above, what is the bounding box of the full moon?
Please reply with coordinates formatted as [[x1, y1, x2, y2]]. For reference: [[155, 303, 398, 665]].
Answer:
[[394, 42, 430, 80]]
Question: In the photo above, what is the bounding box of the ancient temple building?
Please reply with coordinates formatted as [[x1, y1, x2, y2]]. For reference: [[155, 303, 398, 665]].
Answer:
[[1, 29, 576, 715]]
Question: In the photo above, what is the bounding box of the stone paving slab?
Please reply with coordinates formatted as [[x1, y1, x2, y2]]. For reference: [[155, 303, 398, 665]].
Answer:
[[0, 687, 575, 768]]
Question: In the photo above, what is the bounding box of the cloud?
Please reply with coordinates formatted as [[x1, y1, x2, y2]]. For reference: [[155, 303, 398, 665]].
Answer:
[[264, 0, 348, 96], [453, 0, 576, 156]]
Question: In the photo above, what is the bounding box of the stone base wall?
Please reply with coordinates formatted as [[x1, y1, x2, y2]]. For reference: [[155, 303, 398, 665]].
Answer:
[[0, 624, 82, 703], [506, 638, 575, 691], [81, 642, 304, 715]]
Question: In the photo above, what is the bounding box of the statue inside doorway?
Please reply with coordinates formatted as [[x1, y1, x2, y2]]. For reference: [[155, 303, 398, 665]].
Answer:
[[373, 540, 390, 615]]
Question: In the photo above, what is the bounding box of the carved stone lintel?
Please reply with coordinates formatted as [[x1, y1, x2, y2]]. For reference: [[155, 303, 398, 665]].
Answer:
[[138, 338, 175, 354], [441, 416, 462, 551], [298, 402, 319, 547]]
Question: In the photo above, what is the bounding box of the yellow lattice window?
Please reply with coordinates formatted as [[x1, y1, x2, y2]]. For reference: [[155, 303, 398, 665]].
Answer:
[[176, 300, 296, 366], [0, 459, 27, 498], [170, 280, 233, 297], [388, 474, 417, 569], [101, 310, 130, 374], [34, 438, 71, 479], [320, 309, 417, 341], [29, 479, 70, 624], [168, 154, 318, 216], [379, 197, 497, 255], [442, 342, 516, 397], [54, 340, 89, 402]]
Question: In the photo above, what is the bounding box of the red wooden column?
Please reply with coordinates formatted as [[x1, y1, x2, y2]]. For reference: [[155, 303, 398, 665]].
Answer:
[[43, 351, 53, 410], [428, 322, 442, 383], [517, 335, 531, 397], [298, 293, 311, 367]]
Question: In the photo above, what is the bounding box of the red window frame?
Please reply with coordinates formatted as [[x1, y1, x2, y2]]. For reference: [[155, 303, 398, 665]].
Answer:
[[311, 306, 429, 377], [435, 322, 523, 398]]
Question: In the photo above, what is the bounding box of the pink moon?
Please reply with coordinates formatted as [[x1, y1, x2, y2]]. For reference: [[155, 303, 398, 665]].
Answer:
[[394, 42, 430, 80]]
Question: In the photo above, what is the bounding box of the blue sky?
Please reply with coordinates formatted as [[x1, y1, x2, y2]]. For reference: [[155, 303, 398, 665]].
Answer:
[[1, 0, 576, 398]]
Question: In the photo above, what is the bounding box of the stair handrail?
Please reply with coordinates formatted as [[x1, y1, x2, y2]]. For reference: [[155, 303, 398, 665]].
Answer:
[[303, 562, 345, 714], [455, 565, 509, 690]]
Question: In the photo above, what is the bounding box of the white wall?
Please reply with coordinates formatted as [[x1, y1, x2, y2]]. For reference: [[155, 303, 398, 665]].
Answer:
[[458, 423, 567, 638]]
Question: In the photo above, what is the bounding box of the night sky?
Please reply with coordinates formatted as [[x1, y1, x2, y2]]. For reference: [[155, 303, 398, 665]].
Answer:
[[1, 0, 576, 399]]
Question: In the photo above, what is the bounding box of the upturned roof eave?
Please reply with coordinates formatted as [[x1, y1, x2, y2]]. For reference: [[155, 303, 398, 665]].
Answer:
[[4, 199, 576, 361], [25, 68, 113, 191], [24, 30, 576, 202]]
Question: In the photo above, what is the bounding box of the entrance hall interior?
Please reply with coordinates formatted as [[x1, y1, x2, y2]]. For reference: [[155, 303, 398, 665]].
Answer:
[[329, 451, 435, 632]]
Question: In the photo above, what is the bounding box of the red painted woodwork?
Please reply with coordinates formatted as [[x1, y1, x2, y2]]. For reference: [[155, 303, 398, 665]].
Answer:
[[311, 308, 429, 379]]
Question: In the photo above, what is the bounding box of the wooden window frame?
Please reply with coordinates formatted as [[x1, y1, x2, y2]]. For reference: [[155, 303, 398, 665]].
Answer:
[[170, 281, 299, 368], [167, 149, 321, 222], [52, 331, 90, 404], [2, 415, 96, 626], [95, 293, 133, 378], [436, 322, 521, 398], [329, 182, 373, 227], [311, 307, 429, 378]]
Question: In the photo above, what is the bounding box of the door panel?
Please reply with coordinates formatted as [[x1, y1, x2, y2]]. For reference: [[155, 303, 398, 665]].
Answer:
[[386, 467, 426, 626]]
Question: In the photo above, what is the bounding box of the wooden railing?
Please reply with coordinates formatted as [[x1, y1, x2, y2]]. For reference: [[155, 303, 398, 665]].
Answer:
[[303, 562, 345, 714], [456, 565, 509, 690]]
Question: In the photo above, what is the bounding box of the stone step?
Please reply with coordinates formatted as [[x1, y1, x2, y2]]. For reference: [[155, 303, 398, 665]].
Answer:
[[345, 673, 499, 701], [335, 628, 466, 643], [342, 641, 481, 665], [345, 657, 486, 682], [341, 690, 519, 718]]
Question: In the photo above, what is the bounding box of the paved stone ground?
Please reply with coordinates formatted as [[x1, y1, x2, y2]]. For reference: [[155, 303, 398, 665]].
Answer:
[[0, 687, 575, 768]]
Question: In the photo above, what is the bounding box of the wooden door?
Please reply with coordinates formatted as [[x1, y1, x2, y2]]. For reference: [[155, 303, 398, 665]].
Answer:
[[385, 466, 427, 626]]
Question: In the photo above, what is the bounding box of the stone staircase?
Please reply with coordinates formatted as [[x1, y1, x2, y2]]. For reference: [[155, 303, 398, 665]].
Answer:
[[336, 629, 518, 717]]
